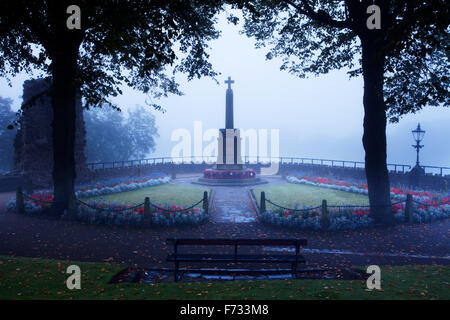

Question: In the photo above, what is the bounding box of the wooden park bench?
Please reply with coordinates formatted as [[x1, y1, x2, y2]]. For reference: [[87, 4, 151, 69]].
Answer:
[[166, 238, 307, 281]]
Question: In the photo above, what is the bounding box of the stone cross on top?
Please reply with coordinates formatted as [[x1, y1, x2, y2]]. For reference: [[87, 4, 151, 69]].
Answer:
[[225, 76, 234, 90], [225, 76, 234, 129]]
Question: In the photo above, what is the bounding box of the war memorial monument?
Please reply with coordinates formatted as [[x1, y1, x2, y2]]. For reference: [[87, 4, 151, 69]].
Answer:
[[196, 77, 266, 186]]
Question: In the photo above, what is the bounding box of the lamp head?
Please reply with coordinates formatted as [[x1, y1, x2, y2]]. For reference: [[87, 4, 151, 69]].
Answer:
[[412, 123, 425, 142]]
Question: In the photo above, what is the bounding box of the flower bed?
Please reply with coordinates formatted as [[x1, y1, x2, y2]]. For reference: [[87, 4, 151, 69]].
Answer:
[[5, 175, 209, 227], [255, 175, 450, 231], [76, 201, 208, 227], [286, 175, 448, 204], [203, 169, 256, 179], [259, 202, 450, 231], [258, 208, 322, 231], [75, 175, 170, 198], [258, 207, 374, 232], [393, 199, 450, 224], [6, 196, 208, 228], [6, 175, 170, 210]]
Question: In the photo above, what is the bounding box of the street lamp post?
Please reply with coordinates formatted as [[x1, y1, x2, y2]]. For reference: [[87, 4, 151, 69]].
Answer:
[[409, 123, 426, 187], [412, 123, 425, 167]]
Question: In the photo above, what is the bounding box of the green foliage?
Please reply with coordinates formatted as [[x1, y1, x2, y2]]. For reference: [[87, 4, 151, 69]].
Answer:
[[232, 0, 448, 120], [84, 106, 159, 163], [0, 1, 228, 212], [0, 97, 16, 172], [0, 0, 226, 112], [383, 1, 449, 122], [238, 0, 359, 77]]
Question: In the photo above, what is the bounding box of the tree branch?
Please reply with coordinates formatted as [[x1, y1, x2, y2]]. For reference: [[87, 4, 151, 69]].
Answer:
[[283, 0, 351, 29]]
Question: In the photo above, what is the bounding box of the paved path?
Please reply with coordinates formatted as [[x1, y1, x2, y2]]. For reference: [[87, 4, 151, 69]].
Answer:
[[211, 187, 256, 223], [174, 174, 283, 224]]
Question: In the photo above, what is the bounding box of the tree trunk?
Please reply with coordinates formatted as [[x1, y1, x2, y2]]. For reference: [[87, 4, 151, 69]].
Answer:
[[361, 37, 394, 226], [51, 44, 79, 217], [45, 0, 84, 217]]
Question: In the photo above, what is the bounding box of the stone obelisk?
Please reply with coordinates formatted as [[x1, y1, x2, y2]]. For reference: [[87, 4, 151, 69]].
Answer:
[[217, 77, 243, 168], [195, 76, 266, 186]]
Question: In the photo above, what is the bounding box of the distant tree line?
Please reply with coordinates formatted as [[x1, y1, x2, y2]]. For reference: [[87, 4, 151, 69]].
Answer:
[[0, 97, 16, 172], [84, 106, 158, 163]]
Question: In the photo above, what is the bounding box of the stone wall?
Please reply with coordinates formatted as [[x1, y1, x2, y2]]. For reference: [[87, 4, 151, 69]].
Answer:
[[90, 161, 449, 192], [14, 79, 88, 187], [89, 162, 209, 181], [278, 163, 449, 192]]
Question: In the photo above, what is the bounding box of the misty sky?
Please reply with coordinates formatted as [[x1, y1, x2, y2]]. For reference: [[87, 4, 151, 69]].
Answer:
[[1, 11, 449, 170]]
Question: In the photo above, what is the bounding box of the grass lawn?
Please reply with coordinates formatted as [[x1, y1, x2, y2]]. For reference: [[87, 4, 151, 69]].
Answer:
[[83, 184, 209, 208], [0, 256, 448, 300], [253, 184, 370, 210]]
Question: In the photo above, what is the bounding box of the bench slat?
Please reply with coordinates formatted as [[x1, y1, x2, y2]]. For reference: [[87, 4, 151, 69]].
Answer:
[[167, 254, 306, 263], [166, 238, 307, 246]]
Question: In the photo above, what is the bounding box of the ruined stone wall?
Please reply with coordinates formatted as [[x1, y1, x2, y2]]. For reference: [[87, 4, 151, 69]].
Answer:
[[14, 79, 88, 187]]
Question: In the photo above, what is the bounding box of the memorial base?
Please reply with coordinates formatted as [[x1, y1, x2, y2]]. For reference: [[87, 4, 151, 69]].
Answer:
[[194, 166, 267, 186]]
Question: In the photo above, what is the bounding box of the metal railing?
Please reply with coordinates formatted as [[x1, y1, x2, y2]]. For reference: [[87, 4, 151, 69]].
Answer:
[[86, 156, 449, 176], [421, 165, 450, 176]]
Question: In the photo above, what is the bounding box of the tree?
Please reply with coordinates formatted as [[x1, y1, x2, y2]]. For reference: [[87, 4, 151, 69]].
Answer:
[[0, 97, 16, 172], [84, 106, 158, 163], [125, 106, 159, 160], [0, 0, 225, 216], [231, 0, 449, 225], [84, 108, 127, 163]]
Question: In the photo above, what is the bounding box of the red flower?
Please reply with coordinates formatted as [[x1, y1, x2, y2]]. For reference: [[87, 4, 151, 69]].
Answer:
[[352, 208, 370, 217]]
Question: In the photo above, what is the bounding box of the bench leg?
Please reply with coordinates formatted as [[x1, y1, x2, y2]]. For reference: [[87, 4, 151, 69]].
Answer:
[[174, 262, 179, 282], [292, 263, 297, 279]]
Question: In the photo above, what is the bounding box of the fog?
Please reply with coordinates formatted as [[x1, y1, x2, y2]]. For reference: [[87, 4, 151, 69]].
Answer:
[[1, 12, 448, 167]]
